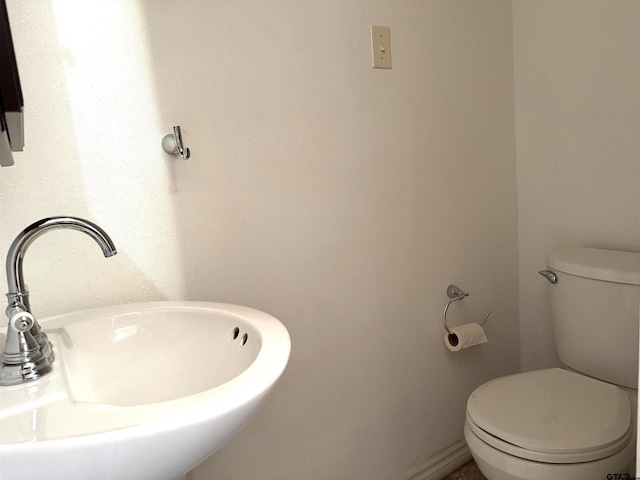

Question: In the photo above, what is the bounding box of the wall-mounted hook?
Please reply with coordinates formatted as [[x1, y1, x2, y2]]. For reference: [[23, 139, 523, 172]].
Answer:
[[162, 126, 190, 159]]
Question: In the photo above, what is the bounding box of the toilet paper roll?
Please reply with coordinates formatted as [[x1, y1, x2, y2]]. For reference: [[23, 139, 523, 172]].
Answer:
[[444, 323, 488, 352]]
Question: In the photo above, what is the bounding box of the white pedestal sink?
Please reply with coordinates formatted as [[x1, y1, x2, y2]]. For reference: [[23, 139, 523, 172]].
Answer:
[[0, 301, 291, 480]]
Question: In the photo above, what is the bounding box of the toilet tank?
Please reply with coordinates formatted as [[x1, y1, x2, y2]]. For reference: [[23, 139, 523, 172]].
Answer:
[[546, 246, 640, 389]]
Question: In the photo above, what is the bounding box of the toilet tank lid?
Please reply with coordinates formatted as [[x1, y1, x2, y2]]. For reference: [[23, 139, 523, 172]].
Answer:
[[547, 247, 640, 285]]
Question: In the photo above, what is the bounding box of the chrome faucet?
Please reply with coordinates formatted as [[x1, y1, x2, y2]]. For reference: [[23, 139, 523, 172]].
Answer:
[[0, 216, 117, 386]]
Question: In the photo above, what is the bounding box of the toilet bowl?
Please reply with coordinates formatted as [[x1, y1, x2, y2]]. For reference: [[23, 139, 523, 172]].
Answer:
[[463, 247, 640, 480], [464, 368, 635, 480]]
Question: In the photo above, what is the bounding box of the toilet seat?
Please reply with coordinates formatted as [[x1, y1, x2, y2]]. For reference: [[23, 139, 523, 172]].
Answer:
[[466, 368, 632, 464]]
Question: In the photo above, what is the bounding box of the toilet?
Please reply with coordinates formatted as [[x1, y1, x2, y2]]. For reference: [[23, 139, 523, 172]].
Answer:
[[464, 246, 640, 480]]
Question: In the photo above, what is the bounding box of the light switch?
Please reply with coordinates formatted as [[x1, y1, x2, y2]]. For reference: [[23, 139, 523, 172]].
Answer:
[[370, 25, 391, 69]]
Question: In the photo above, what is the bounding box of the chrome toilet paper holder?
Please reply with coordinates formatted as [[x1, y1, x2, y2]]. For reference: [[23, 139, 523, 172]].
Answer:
[[442, 284, 490, 335]]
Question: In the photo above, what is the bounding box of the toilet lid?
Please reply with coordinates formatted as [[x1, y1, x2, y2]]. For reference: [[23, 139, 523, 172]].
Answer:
[[466, 369, 631, 456]]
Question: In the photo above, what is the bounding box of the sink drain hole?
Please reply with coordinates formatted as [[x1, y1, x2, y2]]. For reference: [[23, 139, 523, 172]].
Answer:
[[240, 333, 248, 346], [231, 327, 240, 340]]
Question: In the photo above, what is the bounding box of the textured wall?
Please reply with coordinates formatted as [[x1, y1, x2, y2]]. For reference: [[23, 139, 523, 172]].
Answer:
[[2, 1, 519, 479], [513, 0, 640, 372]]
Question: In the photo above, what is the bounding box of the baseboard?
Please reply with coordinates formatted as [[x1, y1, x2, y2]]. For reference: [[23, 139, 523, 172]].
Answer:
[[396, 438, 472, 480]]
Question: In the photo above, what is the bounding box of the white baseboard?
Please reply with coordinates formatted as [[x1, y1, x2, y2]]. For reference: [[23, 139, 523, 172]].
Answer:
[[396, 438, 472, 480]]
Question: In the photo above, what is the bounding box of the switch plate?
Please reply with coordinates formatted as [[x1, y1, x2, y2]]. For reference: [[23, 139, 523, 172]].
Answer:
[[370, 25, 391, 69]]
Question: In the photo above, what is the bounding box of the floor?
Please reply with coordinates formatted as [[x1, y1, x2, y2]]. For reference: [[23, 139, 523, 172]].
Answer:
[[442, 460, 487, 480]]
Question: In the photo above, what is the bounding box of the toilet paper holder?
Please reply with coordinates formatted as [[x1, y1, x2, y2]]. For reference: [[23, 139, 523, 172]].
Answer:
[[442, 285, 491, 335]]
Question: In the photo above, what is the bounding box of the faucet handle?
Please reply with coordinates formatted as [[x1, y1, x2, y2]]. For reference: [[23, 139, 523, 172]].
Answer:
[[2, 308, 38, 358], [0, 307, 50, 384], [9, 309, 34, 332]]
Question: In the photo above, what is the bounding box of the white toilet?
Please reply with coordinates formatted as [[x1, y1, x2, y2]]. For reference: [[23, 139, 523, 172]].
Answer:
[[464, 246, 640, 480]]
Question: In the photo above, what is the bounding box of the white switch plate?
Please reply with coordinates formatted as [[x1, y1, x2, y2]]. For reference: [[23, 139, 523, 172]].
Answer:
[[370, 25, 391, 69]]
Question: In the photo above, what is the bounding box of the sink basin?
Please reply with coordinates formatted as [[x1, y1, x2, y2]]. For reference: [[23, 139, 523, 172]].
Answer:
[[0, 301, 291, 480]]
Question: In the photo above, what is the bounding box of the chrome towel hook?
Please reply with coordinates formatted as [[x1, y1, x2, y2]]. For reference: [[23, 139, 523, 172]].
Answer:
[[162, 125, 190, 159], [442, 284, 490, 335]]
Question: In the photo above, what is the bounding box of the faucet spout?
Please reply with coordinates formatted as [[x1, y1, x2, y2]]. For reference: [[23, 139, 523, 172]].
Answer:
[[6, 217, 117, 306], [1, 216, 117, 386]]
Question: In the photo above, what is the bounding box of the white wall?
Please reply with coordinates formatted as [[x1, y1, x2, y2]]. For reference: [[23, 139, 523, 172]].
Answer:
[[513, 0, 640, 372], [2, 1, 519, 479]]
